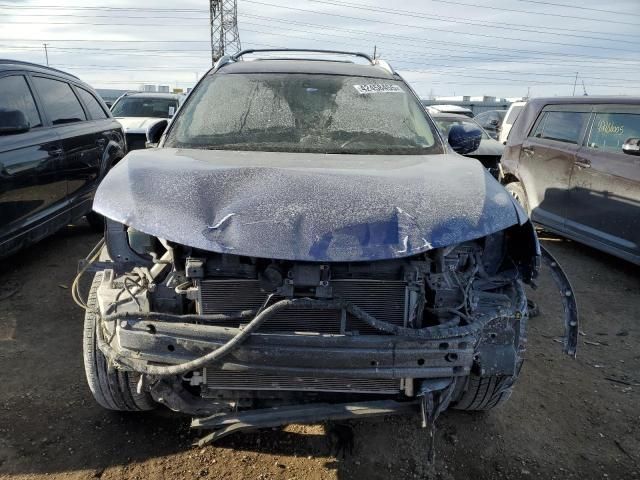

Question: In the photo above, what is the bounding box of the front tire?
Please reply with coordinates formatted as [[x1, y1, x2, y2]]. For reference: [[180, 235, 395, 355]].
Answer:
[[83, 272, 155, 411], [505, 181, 530, 215], [451, 374, 516, 411]]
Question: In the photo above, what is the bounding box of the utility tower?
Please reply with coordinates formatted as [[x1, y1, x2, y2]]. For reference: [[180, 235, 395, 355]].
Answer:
[[209, 0, 241, 65]]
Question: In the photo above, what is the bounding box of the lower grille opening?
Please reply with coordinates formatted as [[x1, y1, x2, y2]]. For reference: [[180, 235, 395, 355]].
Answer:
[[202, 369, 401, 395]]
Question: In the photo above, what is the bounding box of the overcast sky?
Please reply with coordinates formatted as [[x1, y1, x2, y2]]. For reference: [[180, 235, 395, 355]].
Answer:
[[1, 0, 639, 98]]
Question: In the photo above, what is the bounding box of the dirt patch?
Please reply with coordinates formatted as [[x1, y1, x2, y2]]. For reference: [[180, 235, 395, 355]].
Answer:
[[0, 225, 638, 479]]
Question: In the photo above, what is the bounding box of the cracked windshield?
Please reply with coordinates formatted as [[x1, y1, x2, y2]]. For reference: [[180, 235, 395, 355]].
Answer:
[[166, 74, 438, 154]]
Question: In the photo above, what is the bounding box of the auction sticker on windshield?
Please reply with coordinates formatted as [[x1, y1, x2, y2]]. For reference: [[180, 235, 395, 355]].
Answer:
[[354, 84, 404, 94]]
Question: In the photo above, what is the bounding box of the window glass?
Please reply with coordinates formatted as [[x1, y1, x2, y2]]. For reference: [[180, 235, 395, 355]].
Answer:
[[165, 74, 440, 155], [533, 111, 589, 144], [587, 112, 640, 153], [76, 87, 108, 120], [111, 97, 178, 118], [0, 75, 42, 127], [32, 76, 86, 125], [505, 105, 523, 124], [433, 118, 489, 141]]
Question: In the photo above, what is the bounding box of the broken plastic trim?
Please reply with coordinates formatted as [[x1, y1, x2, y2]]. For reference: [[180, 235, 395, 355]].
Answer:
[[540, 245, 579, 358], [191, 400, 419, 446]]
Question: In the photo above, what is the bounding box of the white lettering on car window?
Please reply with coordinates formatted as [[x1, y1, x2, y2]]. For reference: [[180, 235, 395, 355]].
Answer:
[[597, 119, 624, 135], [353, 84, 404, 94]]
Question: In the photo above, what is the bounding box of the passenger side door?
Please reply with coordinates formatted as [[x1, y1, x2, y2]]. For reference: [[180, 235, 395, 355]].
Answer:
[[567, 106, 640, 262], [519, 107, 590, 232], [30, 75, 100, 218], [0, 74, 67, 248]]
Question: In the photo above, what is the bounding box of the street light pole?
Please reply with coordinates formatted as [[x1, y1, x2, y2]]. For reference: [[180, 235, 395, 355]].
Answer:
[[43, 43, 49, 66]]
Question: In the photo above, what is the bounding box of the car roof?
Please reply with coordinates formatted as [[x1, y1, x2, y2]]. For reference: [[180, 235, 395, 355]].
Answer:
[[476, 109, 507, 115], [0, 59, 81, 82], [121, 92, 181, 99], [526, 96, 640, 109], [428, 104, 473, 112], [215, 59, 398, 80], [430, 112, 476, 121]]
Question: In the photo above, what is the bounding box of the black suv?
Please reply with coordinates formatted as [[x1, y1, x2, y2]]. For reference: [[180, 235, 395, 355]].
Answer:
[[0, 60, 126, 258]]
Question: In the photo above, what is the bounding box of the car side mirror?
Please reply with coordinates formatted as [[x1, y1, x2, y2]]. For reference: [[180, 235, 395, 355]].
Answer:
[[448, 124, 482, 155], [622, 138, 640, 156], [0, 108, 30, 135], [145, 120, 168, 148], [490, 119, 499, 126]]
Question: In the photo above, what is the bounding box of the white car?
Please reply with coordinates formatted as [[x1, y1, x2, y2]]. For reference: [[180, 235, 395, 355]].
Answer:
[[426, 104, 474, 117], [110, 92, 183, 150], [498, 101, 526, 145]]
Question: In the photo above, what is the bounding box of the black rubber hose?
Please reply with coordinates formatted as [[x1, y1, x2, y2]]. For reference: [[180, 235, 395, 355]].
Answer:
[[103, 309, 256, 324], [98, 299, 302, 376]]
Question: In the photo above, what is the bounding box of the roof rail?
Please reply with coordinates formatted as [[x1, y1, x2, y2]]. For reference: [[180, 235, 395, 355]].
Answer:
[[231, 49, 374, 64], [212, 54, 235, 73], [0, 59, 80, 80], [372, 58, 395, 75]]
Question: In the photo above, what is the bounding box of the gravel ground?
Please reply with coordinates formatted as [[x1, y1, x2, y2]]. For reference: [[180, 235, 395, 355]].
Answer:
[[0, 222, 638, 480]]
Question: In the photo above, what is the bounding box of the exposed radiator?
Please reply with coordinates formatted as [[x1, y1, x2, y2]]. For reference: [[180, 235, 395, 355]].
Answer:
[[202, 370, 401, 395], [197, 279, 407, 335]]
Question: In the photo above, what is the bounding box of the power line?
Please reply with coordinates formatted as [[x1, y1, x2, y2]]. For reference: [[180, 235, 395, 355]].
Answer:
[[2, 5, 638, 62], [308, 0, 640, 43], [2, 5, 637, 42], [236, 17, 640, 70], [428, 0, 637, 26], [512, 0, 640, 17], [235, 25, 640, 83], [240, 0, 639, 56]]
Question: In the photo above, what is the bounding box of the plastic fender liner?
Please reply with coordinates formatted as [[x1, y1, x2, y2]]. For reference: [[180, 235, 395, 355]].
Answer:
[[540, 245, 578, 358]]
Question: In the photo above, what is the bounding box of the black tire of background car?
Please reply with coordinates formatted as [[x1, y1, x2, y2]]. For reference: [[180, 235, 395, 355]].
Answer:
[[85, 212, 105, 233], [83, 271, 156, 411], [505, 181, 530, 216]]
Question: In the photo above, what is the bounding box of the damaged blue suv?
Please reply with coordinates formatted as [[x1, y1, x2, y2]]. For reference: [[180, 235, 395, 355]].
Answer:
[[77, 50, 576, 451]]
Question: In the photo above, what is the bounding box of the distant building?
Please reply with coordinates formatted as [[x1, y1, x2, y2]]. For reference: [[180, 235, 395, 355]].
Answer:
[[422, 96, 526, 115], [158, 85, 170, 93], [141, 84, 157, 92]]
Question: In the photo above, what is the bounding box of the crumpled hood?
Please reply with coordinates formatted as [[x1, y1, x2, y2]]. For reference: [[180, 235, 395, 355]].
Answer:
[[115, 117, 166, 133], [94, 148, 526, 262]]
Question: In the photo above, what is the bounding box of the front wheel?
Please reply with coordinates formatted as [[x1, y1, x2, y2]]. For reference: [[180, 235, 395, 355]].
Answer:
[[451, 374, 516, 411], [505, 181, 530, 215], [83, 272, 156, 411]]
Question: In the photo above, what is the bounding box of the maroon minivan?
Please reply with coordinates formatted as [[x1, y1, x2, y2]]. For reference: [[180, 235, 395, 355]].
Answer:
[[500, 96, 640, 265]]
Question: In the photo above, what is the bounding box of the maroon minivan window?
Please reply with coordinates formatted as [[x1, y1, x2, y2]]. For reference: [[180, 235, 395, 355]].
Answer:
[[587, 112, 640, 153]]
